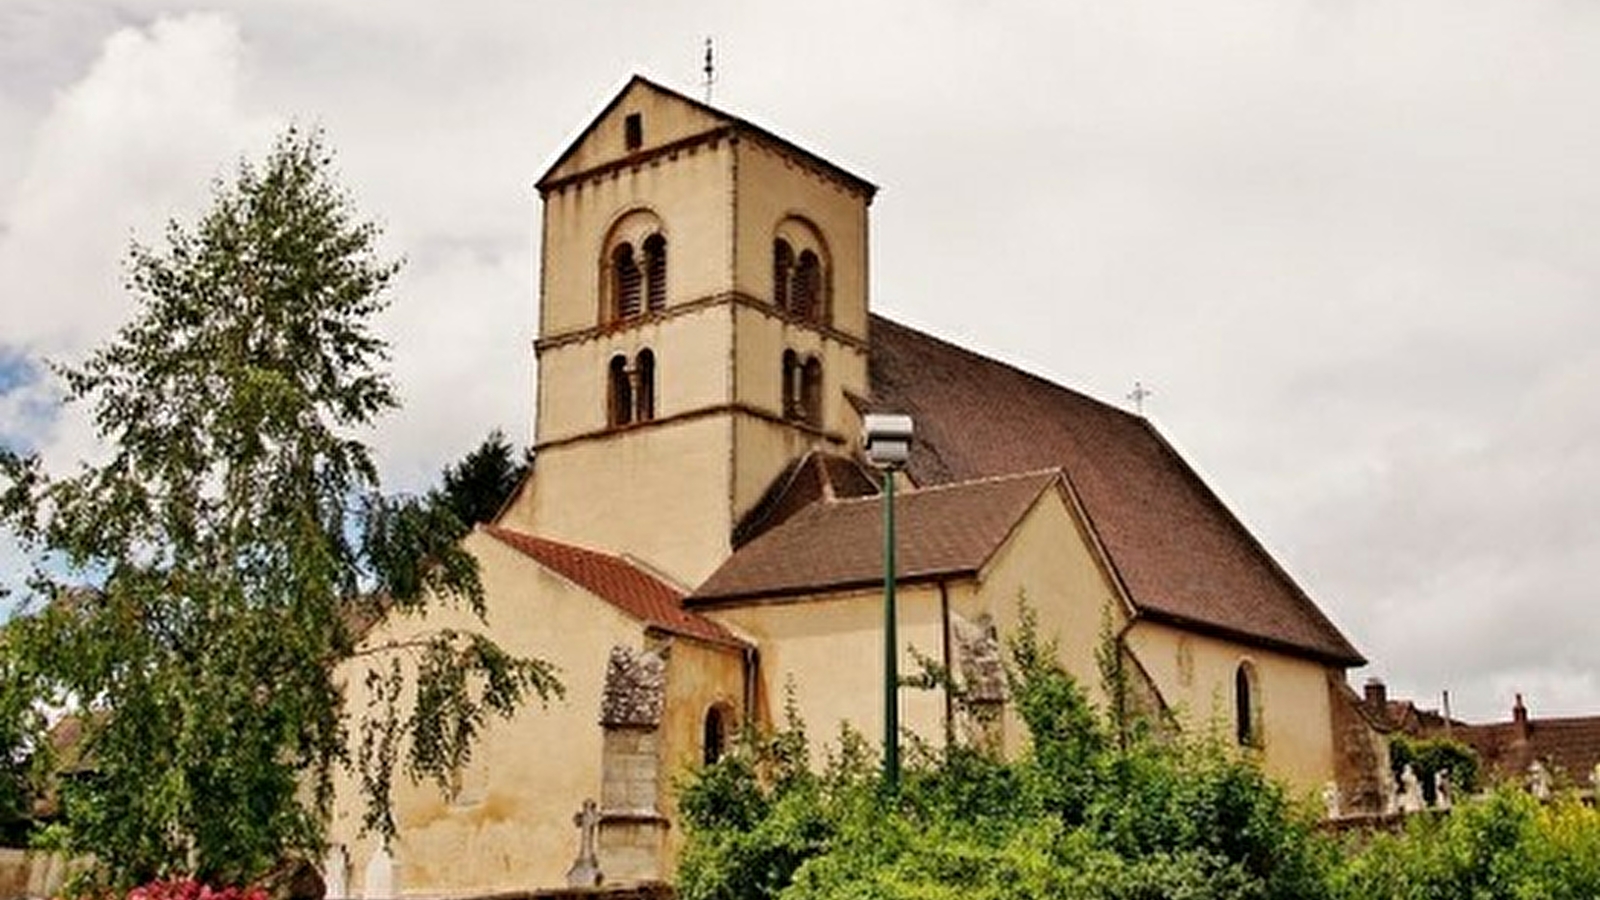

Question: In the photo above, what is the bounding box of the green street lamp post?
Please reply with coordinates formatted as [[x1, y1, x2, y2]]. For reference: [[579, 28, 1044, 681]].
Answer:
[[862, 413, 913, 793]]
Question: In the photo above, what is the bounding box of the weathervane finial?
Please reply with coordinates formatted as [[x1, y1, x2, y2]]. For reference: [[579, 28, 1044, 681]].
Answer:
[[703, 38, 716, 104]]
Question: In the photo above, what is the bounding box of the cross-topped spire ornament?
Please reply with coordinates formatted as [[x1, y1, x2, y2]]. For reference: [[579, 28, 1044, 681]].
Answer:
[[1127, 380, 1153, 416]]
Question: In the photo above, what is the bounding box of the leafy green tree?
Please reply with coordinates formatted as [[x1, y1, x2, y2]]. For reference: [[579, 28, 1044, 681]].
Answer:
[[0, 129, 558, 887], [676, 603, 1334, 900], [437, 429, 532, 532], [1388, 734, 1479, 805], [0, 646, 44, 845]]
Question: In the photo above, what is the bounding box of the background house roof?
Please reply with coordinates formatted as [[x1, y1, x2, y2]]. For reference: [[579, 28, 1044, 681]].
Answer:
[[483, 525, 743, 648], [867, 315, 1364, 666], [692, 470, 1058, 604]]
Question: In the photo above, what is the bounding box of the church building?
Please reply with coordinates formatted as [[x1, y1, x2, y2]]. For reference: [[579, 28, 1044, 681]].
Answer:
[[327, 75, 1391, 894]]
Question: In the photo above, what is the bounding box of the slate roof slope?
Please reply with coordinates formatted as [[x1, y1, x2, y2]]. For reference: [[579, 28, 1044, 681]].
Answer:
[[732, 449, 881, 548], [692, 470, 1058, 604], [867, 315, 1364, 667], [483, 525, 744, 648]]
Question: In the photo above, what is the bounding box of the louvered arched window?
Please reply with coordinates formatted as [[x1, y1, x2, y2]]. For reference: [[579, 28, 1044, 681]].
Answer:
[[773, 239, 794, 311], [642, 233, 667, 313], [792, 251, 821, 319], [801, 357, 823, 425], [611, 244, 642, 320], [602, 209, 666, 324], [771, 219, 829, 324], [636, 349, 656, 422], [781, 350, 802, 419], [608, 355, 633, 427]]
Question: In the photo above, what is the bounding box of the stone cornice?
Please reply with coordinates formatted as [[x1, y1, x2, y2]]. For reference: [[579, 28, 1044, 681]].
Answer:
[[534, 402, 849, 453], [535, 291, 869, 355]]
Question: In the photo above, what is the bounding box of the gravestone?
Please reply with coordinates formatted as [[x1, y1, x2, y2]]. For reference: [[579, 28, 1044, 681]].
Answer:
[[567, 798, 604, 887]]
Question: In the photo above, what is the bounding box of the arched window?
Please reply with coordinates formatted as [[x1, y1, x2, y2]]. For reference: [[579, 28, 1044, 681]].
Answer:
[[703, 705, 728, 766], [642, 234, 667, 312], [1235, 661, 1261, 747], [773, 239, 794, 311], [601, 209, 666, 325], [772, 219, 829, 324], [608, 355, 633, 427], [801, 357, 823, 425], [792, 250, 821, 320], [636, 349, 656, 422], [612, 244, 642, 320], [782, 349, 802, 419]]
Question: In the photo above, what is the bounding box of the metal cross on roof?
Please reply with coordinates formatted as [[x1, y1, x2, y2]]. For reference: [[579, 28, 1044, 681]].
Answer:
[[1127, 380, 1153, 416]]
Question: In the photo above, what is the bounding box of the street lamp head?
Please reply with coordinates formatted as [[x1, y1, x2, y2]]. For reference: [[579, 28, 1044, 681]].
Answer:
[[862, 413, 914, 468]]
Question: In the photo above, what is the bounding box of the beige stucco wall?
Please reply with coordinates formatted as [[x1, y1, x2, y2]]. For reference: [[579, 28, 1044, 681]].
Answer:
[[1124, 621, 1336, 798], [942, 486, 1130, 754], [730, 140, 870, 341], [517, 417, 732, 588], [540, 140, 733, 341], [538, 309, 734, 445], [328, 530, 647, 897], [707, 584, 949, 760], [656, 637, 748, 870]]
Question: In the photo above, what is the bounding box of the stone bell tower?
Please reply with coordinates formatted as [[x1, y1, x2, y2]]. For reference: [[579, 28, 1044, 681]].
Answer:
[[499, 75, 877, 587]]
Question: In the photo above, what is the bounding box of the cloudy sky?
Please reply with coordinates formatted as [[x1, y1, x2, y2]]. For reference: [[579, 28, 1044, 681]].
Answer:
[[2, 0, 1596, 723]]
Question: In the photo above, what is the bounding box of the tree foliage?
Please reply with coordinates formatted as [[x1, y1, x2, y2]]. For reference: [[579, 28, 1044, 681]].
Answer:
[[436, 429, 532, 533], [676, 606, 1600, 899], [1388, 734, 1479, 805], [676, 604, 1330, 900], [0, 129, 558, 887]]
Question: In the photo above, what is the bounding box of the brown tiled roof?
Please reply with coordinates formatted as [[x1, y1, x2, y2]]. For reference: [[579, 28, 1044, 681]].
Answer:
[[1455, 716, 1600, 785], [483, 526, 744, 648], [868, 315, 1364, 666], [732, 450, 881, 547], [692, 470, 1058, 604], [1412, 698, 1600, 786]]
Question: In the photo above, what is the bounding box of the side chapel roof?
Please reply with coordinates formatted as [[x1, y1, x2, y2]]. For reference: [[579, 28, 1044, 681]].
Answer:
[[483, 525, 744, 649], [693, 470, 1059, 604], [866, 315, 1364, 667]]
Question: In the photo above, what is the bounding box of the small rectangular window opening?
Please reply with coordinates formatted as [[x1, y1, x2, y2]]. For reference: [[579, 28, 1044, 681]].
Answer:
[[624, 113, 643, 151]]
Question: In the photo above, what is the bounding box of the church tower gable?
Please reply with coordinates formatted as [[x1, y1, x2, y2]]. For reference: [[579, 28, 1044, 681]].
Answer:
[[537, 77, 734, 191]]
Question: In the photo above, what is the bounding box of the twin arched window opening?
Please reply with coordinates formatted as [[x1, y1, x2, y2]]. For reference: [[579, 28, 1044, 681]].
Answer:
[[608, 349, 656, 427], [610, 233, 667, 322], [772, 234, 825, 323], [782, 350, 823, 426]]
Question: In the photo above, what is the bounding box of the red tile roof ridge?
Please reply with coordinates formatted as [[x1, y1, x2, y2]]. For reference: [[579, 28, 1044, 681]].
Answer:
[[480, 525, 747, 649]]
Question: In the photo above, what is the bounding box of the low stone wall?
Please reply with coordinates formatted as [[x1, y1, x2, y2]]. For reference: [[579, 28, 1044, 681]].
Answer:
[[0, 849, 68, 900], [0, 851, 27, 900]]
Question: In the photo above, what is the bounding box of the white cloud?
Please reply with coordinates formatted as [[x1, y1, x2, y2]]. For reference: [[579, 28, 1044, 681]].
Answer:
[[1, 0, 1598, 723]]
